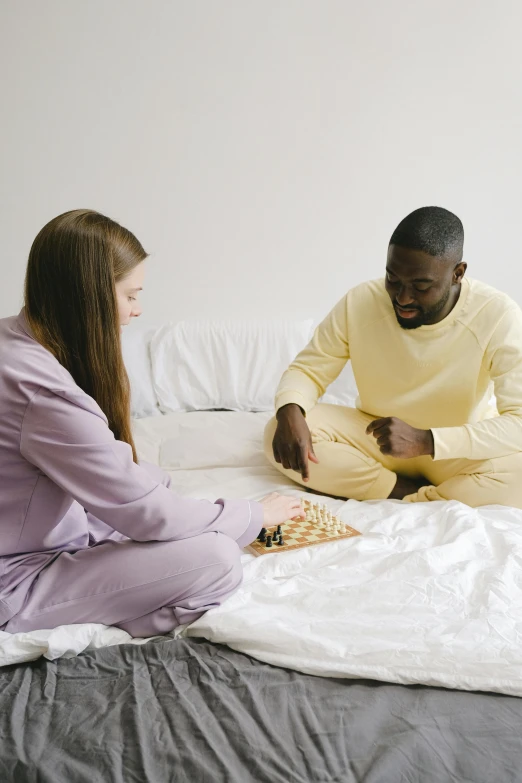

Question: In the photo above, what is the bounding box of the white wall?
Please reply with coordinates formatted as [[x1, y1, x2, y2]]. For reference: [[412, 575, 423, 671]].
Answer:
[[1, 0, 522, 324]]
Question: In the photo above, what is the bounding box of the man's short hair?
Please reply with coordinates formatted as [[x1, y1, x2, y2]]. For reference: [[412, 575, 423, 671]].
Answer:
[[389, 206, 464, 260]]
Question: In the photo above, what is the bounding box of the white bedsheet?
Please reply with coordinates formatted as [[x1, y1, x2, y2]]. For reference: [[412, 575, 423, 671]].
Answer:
[[3, 411, 522, 698]]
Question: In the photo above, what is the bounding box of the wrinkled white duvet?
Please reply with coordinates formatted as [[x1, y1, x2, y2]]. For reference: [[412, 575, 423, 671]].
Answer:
[[3, 411, 522, 698], [186, 497, 522, 696]]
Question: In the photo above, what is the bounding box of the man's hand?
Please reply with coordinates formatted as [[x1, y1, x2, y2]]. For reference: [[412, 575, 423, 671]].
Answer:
[[272, 403, 320, 481], [366, 417, 434, 459]]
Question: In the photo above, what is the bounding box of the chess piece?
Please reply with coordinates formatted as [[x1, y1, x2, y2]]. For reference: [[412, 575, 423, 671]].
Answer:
[[265, 535, 273, 548], [272, 531, 279, 543], [277, 536, 285, 546], [258, 528, 267, 542], [276, 525, 282, 536]]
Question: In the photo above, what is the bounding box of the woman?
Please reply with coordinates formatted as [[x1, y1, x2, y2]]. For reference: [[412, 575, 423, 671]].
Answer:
[[0, 209, 303, 637]]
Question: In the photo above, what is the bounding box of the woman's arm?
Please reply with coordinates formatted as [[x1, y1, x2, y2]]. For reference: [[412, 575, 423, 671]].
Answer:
[[20, 387, 262, 546]]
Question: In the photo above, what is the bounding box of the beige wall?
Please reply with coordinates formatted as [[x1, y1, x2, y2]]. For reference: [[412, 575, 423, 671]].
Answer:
[[1, 0, 521, 323]]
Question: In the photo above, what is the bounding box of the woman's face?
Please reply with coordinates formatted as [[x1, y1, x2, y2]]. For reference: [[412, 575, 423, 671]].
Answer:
[[115, 262, 145, 326]]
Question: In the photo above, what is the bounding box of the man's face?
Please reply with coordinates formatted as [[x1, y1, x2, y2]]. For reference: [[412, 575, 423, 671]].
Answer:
[[385, 245, 464, 330]]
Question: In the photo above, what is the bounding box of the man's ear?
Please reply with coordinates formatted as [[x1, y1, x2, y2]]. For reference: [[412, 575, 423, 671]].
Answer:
[[453, 262, 467, 283]]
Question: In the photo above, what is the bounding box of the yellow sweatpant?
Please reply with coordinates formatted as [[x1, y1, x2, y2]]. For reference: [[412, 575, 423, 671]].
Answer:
[[264, 404, 522, 509]]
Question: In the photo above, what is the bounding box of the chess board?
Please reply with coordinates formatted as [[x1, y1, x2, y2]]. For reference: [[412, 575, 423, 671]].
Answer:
[[246, 508, 360, 557]]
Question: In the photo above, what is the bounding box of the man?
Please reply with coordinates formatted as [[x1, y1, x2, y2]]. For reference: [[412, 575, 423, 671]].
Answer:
[[264, 206, 522, 507]]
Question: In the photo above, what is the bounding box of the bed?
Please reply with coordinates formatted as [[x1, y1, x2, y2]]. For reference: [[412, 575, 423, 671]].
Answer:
[[2, 320, 522, 782]]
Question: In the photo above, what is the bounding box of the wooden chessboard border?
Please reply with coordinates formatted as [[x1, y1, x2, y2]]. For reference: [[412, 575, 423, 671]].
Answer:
[[246, 500, 360, 557]]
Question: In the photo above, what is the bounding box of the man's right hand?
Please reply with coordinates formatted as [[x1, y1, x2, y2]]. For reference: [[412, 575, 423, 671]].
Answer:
[[272, 403, 319, 482]]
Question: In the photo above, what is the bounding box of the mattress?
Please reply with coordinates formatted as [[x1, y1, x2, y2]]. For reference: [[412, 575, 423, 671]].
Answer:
[[3, 411, 522, 701]]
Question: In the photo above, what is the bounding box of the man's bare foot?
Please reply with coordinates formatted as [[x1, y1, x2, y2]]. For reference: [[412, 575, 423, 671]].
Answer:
[[388, 474, 430, 500]]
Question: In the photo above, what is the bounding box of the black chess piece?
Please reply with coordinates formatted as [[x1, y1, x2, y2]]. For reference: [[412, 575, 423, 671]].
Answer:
[[276, 525, 282, 536], [277, 536, 285, 546], [265, 535, 273, 548], [258, 528, 267, 542], [272, 531, 279, 543]]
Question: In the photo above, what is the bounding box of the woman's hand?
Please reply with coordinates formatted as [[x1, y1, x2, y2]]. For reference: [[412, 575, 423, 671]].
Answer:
[[260, 493, 305, 526]]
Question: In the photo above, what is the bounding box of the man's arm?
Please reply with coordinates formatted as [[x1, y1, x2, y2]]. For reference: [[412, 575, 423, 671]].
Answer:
[[275, 294, 351, 414], [272, 294, 351, 480], [432, 306, 522, 461]]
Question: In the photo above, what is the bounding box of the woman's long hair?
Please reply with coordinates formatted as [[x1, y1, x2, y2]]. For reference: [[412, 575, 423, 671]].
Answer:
[[24, 209, 147, 462]]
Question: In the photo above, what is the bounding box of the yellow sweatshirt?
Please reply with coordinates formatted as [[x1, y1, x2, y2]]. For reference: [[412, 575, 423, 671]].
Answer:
[[275, 277, 522, 461]]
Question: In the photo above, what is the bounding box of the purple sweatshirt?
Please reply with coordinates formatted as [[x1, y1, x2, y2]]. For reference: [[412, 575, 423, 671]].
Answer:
[[0, 311, 263, 627]]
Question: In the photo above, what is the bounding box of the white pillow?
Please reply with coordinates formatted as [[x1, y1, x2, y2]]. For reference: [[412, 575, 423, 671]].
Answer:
[[133, 410, 272, 470], [151, 319, 314, 412], [121, 323, 161, 418]]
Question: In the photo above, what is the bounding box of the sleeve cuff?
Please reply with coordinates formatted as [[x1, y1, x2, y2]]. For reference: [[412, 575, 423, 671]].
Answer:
[[275, 391, 312, 415], [431, 426, 473, 460], [236, 500, 264, 550]]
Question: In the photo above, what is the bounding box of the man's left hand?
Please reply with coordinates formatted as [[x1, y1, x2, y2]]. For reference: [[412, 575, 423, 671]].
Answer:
[[366, 417, 434, 459]]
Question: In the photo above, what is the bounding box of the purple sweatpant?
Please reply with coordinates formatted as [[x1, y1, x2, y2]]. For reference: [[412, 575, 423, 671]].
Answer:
[[5, 530, 245, 638], [4, 462, 260, 638]]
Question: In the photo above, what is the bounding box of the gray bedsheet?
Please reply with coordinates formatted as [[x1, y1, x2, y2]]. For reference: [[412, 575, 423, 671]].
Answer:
[[1, 637, 522, 783]]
